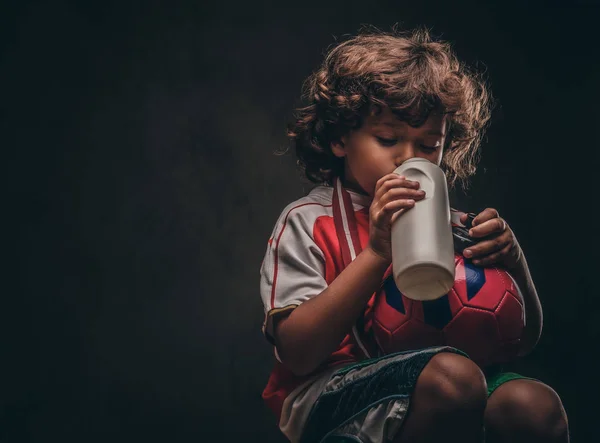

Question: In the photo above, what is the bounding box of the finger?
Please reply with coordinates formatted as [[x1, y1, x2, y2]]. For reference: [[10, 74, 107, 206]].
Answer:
[[374, 175, 405, 201], [375, 173, 405, 190], [471, 243, 513, 267], [458, 212, 477, 227], [381, 187, 426, 206], [469, 217, 507, 239], [391, 207, 411, 223], [472, 207, 500, 227], [375, 173, 416, 191], [463, 233, 511, 259], [383, 174, 421, 190], [375, 176, 421, 201], [375, 198, 416, 223]]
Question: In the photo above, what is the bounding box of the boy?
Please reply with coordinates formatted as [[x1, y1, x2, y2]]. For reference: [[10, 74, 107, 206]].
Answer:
[[260, 27, 569, 443]]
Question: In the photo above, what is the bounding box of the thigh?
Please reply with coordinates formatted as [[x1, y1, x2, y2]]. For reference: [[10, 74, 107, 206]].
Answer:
[[299, 346, 466, 443]]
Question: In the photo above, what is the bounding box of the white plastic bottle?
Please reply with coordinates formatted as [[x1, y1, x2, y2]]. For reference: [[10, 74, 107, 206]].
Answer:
[[391, 158, 455, 301]]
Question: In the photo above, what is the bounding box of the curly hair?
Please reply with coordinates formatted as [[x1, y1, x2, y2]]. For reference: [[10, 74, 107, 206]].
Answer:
[[284, 26, 493, 190]]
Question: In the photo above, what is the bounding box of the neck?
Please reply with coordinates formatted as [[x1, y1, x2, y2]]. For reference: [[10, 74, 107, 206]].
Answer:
[[340, 178, 369, 197], [338, 169, 369, 196]]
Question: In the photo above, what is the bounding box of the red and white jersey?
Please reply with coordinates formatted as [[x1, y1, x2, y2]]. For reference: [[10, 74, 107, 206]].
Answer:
[[259, 180, 380, 420], [259, 179, 469, 422]]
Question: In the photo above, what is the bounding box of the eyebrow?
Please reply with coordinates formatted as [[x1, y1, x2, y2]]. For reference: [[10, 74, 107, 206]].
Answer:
[[377, 122, 445, 137], [425, 130, 446, 137]]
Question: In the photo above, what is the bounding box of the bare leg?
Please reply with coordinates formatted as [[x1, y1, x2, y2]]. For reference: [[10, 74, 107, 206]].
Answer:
[[485, 379, 569, 443], [394, 352, 487, 443]]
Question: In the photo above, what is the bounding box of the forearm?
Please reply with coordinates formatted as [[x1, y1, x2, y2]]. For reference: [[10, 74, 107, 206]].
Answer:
[[275, 247, 390, 376], [511, 249, 543, 356]]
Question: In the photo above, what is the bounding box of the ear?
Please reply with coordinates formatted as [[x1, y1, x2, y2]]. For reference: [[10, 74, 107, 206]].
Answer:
[[331, 137, 347, 158]]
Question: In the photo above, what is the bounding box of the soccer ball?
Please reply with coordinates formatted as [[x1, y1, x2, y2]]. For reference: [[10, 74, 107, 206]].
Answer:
[[371, 254, 525, 367]]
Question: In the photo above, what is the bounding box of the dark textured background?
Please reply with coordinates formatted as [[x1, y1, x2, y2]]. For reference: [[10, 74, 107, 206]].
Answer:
[[2, 0, 599, 442]]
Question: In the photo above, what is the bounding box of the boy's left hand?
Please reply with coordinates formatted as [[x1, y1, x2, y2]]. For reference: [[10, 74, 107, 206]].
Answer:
[[459, 208, 522, 270]]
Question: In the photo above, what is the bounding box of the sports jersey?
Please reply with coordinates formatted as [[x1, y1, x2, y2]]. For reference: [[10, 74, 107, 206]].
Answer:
[[259, 178, 468, 436], [259, 179, 380, 421]]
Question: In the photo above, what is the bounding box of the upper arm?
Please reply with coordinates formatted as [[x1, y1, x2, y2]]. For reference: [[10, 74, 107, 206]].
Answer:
[[259, 205, 328, 346]]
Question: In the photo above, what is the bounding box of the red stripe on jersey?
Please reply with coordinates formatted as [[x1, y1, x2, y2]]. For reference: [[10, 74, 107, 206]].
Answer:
[[332, 179, 373, 359], [340, 182, 363, 258], [332, 183, 353, 268], [270, 202, 332, 310]]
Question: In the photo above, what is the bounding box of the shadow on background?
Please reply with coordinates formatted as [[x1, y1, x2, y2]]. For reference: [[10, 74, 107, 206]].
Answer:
[[2, 0, 598, 441]]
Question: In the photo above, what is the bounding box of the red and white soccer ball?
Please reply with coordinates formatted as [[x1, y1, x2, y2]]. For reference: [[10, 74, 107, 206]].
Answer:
[[371, 254, 525, 367]]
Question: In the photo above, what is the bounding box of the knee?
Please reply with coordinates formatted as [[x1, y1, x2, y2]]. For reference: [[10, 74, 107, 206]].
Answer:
[[417, 352, 488, 414], [486, 380, 569, 441]]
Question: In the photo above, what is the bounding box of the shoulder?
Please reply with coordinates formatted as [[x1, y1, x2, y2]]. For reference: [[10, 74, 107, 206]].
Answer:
[[273, 186, 334, 231]]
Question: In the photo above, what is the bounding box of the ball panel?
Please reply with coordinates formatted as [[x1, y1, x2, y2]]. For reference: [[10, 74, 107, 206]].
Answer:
[[373, 301, 410, 331], [421, 294, 453, 330], [457, 264, 513, 312], [377, 317, 443, 353], [372, 317, 394, 352], [447, 288, 463, 316], [495, 290, 525, 341], [383, 275, 406, 314], [443, 307, 501, 366], [373, 280, 413, 331]]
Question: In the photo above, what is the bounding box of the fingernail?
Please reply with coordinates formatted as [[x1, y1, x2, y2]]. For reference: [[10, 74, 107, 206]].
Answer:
[[468, 229, 474, 236], [464, 249, 472, 257]]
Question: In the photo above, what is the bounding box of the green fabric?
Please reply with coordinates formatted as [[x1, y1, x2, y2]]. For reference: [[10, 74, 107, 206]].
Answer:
[[485, 371, 537, 396]]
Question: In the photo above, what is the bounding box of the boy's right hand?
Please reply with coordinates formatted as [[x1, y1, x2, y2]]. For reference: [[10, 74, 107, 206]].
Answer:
[[367, 173, 425, 262]]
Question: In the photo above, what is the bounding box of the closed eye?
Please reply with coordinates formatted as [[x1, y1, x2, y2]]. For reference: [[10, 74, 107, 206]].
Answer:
[[420, 144, 439, 153], [376, 137, 397, 147], [376, 137, 442, 152]]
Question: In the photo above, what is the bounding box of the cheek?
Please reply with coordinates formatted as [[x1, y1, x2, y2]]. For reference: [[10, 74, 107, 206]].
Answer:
[[363, 150, 388, 170], [357, 153, 393, 194]]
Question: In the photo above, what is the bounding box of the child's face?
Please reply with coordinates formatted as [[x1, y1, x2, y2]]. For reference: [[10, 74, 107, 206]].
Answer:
[[332, 106, 447, 197]]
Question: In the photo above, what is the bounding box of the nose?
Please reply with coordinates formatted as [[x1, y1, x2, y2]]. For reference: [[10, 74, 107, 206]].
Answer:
[[394, 144, 417, 167]]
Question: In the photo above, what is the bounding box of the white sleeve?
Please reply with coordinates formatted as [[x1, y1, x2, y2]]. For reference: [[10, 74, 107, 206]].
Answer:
[[259, 205, 327, 344]]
